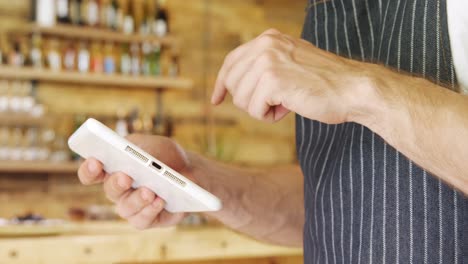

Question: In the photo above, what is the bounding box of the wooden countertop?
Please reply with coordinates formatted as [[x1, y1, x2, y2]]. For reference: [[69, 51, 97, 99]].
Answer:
[[0, 222, 302, 264]]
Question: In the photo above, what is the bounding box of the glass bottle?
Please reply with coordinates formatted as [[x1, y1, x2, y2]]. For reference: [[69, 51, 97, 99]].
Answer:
[[80, 0, 89, 26], [30, 33, 43, 68], [130, 43, 140, 76], [88, 0, 100, 27], [141, 42, 151, 75], [9, 40, 24, 67], [153, 0, 168, 37], [90, 42, 104, 73], [47, 38, 62, 71], [169, 54, 179, 77], [70, 0, 82, 25], [56, 0, 70, 23], [149, 43, 161, 76], [115, 109, 128, 137], [120, 43, 131, 74], [103, 42, 116, 74], [122, 0, 134, 34], [63, 41, 77, 71], [77, 41, 90, 73]]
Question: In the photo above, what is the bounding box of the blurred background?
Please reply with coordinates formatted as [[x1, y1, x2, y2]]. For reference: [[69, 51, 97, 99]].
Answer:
[[0, 0, 305, 263]]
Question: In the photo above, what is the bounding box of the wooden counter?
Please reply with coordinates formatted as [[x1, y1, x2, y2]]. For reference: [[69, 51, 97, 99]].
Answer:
[[0, 222, 302, 264]]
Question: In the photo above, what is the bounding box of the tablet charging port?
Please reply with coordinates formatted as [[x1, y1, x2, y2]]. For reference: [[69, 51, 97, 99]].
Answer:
[[151, 161, 162, 171]]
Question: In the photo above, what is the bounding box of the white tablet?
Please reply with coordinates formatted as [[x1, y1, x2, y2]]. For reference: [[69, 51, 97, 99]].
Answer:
[[68, 118, 222, 213]]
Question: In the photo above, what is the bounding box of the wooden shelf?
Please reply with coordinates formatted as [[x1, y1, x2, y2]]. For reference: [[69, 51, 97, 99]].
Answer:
[[0, 114, 50, 127], [0, 161, 80, 174], [15, 24, 177, 46], [0, 224, 302, 263], [0, 66, 193, 90]]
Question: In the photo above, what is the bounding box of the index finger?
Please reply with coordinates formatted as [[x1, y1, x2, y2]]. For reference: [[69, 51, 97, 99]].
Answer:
[[77, 158, 106, 185]]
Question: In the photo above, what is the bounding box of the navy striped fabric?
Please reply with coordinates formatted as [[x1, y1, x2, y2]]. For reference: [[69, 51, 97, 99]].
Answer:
[[297, 0, 467, 263]]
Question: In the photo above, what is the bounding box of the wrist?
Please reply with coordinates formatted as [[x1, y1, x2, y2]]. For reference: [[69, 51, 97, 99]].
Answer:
[[345, 63, 389, 133]]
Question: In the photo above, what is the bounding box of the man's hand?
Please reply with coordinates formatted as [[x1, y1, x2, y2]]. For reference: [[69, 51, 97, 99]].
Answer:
[[77, 134, 189, 229], [211, 28, 371, 124]]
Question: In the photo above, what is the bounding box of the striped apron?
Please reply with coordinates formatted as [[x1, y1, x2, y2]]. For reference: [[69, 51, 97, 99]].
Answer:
[[297, 0, 467, 263]]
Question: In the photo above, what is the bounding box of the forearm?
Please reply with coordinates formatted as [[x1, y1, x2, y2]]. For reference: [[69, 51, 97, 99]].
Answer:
[[187, 152, 304, 247], [350, 63, 468, 194]]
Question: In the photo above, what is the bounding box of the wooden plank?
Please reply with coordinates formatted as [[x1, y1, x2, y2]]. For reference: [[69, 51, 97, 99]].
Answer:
[[0, 66, 193, 90], [0, 225, 302, 264], [13, 24, 177, 46], [0, 161, 80, 174]]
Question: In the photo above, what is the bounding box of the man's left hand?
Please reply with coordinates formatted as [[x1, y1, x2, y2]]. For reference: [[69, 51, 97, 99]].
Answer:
[[211, 28, 373, 124]]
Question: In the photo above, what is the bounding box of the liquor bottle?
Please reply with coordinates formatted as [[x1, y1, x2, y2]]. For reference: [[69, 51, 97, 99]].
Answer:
[[90, 42, 104, 73], [70, 0, 82, 25], [30, 33, 43, 68], [169, 54, 179, 77], [63, 41, 77, 71], [139, 0, 150, 34], [131, 0, 144, 34], [115, 109, 128, 137], [47, 38, 62, 71], [100, 0, 110, 28], [103, 42, 116, 74], [56, 0, 70, 23], [130, 43, 140, 76], [153, 0, 168, 37], [122, 0, 134, 34], [141, 42, 151, 75], [149, 43, 161, 76], [80, 0, 89, 26], [87, 0, 100, 27], [114, 0, 125, 31], [108, 0, 122, 30], [9, 40, 24, 67], [77, 41, 90, 73], [36, 0, 56, 27], [120, 43, 131, 74]]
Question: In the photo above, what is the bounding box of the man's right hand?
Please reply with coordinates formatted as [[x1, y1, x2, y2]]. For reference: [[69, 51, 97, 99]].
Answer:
[[77, 134, 190, 229]]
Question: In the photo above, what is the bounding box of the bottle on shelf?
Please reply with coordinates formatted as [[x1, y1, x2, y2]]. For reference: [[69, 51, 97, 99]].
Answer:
[[114, 0, 125, 31], [141, 42, 151, 75], [87, 0, 100, 27], [149, 43, 161, 76], [153, 0, 169, 37], [169, 53, 179, 77], [46, 38, 62, 71], [100, 0, 110, 28], [63, 41, 77, 71], [90, 42, 104, 73], [0, 126, 9, 160], [139, 0, 152, 35], [9, 81, 22, 113], [69, 0, 82, 25], [103, 42, 116, 74], [36, 0, 56, 27], [9, 127, 23, 161], [130, 42, 140, 76], [77, 41, 91, 73], [80, 0, 89, 26], [131, 0, 145, 35], [56, 0, 70, 24], [21, 82, 35, 114], [8, 40, 24, 67], [30, 33, 43, 68], [115, 109, 128, 137], [122, 0, 134, 34], [119, 43, 131, 74], [106, 0, 117, 29], [0, 81, 8, 113]]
